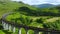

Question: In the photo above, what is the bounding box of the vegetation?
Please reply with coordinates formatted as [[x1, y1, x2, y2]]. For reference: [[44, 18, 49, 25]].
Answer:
[[0, 0, 60, 34], [43, 20, 60, 30]]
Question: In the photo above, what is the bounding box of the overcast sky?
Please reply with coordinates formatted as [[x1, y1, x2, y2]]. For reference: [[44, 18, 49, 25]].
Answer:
[[12, 0, 60, 5]]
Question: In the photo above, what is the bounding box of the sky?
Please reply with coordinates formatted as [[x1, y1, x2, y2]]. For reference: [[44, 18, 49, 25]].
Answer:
[[12, 0, 60, 5]]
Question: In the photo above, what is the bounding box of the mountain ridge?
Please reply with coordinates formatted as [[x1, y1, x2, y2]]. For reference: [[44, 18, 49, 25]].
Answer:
[[32, 3, 56, 8]]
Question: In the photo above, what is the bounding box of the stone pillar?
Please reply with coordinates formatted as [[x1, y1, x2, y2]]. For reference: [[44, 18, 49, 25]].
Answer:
[[2, 21, 5, 29], [34, 30, 39, 34], [25, 28, 29, 34], [25, 29, 29, 34], [2, 21, 6, 30], [26, 31, 29, 34], [5, 23, 9, 30], [2, 22, 5, 29], [18, 28, 21, 34], [8, 25, 12, 31], [12, 26, 16, 33], [3, 23, 6, 30]]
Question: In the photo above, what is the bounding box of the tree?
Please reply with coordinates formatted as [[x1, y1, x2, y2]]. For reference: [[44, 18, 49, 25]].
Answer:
[[15, 15, 33, 25], [18, 1, 24, 4], [18, 6, 31, 11], [43, 20, 60, 30], [36, 18, 43, 23]]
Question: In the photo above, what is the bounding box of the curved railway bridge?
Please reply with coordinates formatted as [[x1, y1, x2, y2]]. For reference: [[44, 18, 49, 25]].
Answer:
[[0, 12, 60, 34]]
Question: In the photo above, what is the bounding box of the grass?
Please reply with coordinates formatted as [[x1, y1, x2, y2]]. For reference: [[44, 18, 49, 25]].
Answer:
[[44, 17, 60, 23], [0, 0, 60, 34], [0, 30, 5, 34]]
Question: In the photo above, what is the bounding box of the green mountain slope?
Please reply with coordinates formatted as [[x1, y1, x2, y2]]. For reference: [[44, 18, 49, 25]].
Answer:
[[0, 0, 38, 18], [0, 0, 60, 34]]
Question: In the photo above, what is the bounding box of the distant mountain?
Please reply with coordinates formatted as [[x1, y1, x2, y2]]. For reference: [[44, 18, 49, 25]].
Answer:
[[33, 4, 56, 8]]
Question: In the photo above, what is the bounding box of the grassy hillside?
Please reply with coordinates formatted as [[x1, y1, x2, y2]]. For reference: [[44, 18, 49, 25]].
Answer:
[[0, 0, 40, 34], [4, 0, 60, 30], [0, 0, 38, 18], [0, 1, 19, 18], [0, 0, 60, 34]]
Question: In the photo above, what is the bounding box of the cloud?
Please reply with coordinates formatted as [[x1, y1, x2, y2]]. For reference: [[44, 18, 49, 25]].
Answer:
[[12, 0, 60, 5], [48, 0, 60, 5]]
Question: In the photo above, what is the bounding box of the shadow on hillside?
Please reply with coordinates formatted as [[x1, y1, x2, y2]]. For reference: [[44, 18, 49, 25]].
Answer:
[[2, 30, 12, 34], [17, 6, 60, 17]]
